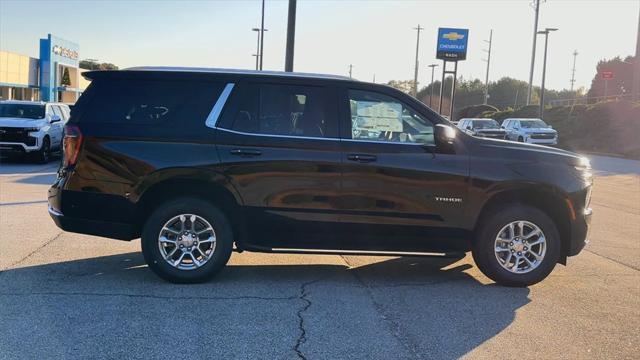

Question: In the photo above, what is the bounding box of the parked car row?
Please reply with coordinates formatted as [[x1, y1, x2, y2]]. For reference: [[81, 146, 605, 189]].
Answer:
[[457, 117, 558, 145], [0, 100, 70, 163]]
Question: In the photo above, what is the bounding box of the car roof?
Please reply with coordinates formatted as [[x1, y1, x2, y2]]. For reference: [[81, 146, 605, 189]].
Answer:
[[84, 66, 354, 82], [460, 118, 495, 121]]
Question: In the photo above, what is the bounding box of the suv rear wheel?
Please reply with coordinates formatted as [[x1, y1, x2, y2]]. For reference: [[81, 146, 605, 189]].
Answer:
[[141, 197, 233, 283], [472, 205, 561, 287]]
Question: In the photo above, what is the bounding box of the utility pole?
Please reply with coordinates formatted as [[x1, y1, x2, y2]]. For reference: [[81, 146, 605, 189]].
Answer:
[[259, 0, 266, 70], [348, 64, 353, 78], [570, 50, 578, 91], [252, 28, 261, 70], [483, 29, 493, 105], [538, 28, 558, 118], [527, 0, 541, 105], [373, 74, 376, 83], [284, 0, 297, 72], [427, 64, 438, 108], [633, 5, 640, 102], [412, 24, 423, 97]]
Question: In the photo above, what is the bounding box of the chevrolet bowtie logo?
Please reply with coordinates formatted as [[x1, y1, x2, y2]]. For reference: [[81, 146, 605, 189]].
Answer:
[[443, 32, 465, 41]]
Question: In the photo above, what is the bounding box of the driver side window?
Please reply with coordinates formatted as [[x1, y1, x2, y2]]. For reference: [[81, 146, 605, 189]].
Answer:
[[348, 90, 434, 146]]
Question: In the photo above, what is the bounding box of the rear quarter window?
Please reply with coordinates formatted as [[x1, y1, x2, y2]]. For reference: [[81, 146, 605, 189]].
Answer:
[[72, 78, 224, 128]]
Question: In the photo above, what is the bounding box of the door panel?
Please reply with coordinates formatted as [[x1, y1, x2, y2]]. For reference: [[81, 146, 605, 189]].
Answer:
[[217, 129, 342, 249], [337, 87, 470, 253], [215, 81, 342, 249]]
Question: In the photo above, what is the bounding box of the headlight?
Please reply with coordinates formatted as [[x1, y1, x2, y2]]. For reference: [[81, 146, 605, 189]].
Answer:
[[27, 127, 42, 136], [574, 157, 592, 183]]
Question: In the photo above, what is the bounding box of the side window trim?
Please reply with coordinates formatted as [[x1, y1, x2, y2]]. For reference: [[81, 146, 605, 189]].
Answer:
[[206, 83, 235, 129]]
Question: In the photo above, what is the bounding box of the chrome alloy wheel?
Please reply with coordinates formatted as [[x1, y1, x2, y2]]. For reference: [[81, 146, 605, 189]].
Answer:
[[494, 220, 546, 274], [158, 214, 217, 270]]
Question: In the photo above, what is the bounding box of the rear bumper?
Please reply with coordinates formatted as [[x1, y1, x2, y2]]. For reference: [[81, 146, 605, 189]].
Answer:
[[48, 205, 137, 240], [48, 175, 138, 240]]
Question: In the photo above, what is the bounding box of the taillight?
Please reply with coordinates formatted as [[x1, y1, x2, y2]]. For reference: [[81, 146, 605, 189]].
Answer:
[[62, 125, 83, 167]]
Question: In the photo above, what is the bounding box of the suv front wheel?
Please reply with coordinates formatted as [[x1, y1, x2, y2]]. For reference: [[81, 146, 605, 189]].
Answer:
[[141, 197, 233, 283], [472, 205, 561, 287]]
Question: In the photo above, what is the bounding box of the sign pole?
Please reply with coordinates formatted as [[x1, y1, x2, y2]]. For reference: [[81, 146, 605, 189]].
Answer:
[[438, 61, 447, 114], [450, 61, 458, 119]]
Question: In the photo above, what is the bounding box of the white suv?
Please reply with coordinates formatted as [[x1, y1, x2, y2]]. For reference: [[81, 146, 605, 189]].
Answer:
[[502, 118, 558, 145], [0, 101, 70, 163]]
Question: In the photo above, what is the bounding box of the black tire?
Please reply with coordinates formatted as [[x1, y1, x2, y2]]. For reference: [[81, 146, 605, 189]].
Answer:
[[33, 136, 51, 164], [472, 204, 561, 287], [141, 197, 233, 283], [517, 136, 524, 142]]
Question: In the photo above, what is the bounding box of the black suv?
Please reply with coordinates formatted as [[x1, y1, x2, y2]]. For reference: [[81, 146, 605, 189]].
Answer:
[[48, 68, 592, 286]]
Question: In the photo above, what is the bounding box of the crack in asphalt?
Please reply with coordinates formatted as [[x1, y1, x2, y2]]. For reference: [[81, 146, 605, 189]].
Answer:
[[294, 279, 319, 360], [0, 231, 63, 272], [0, 291, 298, 301], [585, 249, 640, 271], [339, 255, 421, 360]]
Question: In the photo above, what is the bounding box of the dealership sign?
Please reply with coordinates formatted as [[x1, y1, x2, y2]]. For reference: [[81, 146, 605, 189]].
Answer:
[[436, 28, 469, 61], [52, 45, 78, 60]]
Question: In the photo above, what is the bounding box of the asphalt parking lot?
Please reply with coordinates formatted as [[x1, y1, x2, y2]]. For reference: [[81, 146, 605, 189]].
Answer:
[[0, 155, 638, 359]]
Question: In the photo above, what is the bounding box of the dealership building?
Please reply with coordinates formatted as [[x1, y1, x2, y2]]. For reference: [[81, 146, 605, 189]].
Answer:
[[0, 34, 90, 103]]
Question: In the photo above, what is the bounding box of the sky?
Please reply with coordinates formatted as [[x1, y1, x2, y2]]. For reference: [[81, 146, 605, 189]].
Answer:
[[0, 0, 638, 92]]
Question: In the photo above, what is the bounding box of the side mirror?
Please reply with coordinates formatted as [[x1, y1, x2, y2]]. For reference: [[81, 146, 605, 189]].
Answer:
[[50, 114, 62, 123], [466, 126, 472, 130], [435, 124, 456, 147], [513, 127, 520, 130]]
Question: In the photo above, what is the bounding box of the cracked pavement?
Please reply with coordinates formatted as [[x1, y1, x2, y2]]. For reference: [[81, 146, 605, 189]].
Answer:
[[1, 155, 639, 359]]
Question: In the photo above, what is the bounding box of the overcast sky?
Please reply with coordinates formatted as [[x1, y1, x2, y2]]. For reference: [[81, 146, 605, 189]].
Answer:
[[1, 0, 638, 91]]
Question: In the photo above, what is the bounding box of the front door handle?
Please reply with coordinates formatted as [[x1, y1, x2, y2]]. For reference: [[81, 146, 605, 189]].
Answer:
[[230, 149, 262, 157], [347, 154, 377, 163]]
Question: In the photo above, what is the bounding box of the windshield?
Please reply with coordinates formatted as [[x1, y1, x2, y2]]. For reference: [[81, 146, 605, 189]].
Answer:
[[519, 119, 548, 128], [473, 120, 500, 129], [0, 104, 45, 119]]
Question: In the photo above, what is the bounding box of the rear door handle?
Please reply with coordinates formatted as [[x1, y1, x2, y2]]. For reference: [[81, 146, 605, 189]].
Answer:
[[230, 149, 262, 157], [347, 154, 377, 163]]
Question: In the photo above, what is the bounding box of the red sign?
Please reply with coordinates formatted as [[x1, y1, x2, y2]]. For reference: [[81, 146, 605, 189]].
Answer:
[[602, 71, 614, 80]]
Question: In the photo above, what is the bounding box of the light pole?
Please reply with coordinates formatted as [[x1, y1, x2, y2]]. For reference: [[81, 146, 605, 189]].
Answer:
[[483, 29, 493, 105], [527, 0, 541, 105], [412, 25, 423, 97], [284, 0, 297, 72], [348, 64, 353, 78], [538, 27, 558, 118], [259, 0, 266, 70], [427, 64, 438, 107]]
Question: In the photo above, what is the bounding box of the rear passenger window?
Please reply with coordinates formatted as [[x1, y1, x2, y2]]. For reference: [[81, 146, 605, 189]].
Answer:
[[230, 84, 334, 138], [75, 79, 224, 126]]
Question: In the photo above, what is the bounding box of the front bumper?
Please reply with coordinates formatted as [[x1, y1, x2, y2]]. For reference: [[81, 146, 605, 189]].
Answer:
[[525, 137, 558, 145], [567, 206, 592, 256], [0, 141, 41, 153]]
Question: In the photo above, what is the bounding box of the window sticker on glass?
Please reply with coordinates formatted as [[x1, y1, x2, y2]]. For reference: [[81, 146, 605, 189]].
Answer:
[[352, 101, 403, 133]]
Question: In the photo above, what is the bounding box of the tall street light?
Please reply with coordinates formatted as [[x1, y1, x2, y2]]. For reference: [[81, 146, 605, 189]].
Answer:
[[538, 27, 558, 118], [427, 64, 438, 108], [527, 0, 542, 105], [259, 0, 266, 70]]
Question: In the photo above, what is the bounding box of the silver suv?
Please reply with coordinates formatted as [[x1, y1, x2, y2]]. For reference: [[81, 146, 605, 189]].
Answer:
[[0, 100, 69, 163], [502, 118, 558, 145]]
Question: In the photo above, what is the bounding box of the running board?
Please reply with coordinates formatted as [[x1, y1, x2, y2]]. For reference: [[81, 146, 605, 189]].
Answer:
[[237, 245, 465, 258]]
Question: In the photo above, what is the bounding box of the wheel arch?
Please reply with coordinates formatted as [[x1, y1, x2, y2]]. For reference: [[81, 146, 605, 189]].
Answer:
[[472, 185, 572, 264], [133, 175, 247, 248]]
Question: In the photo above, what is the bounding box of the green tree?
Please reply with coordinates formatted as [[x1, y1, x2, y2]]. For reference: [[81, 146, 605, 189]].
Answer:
[[587, 56, 635, 98], [79, 59, 119, 70], [60, 67, 71, 86]]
